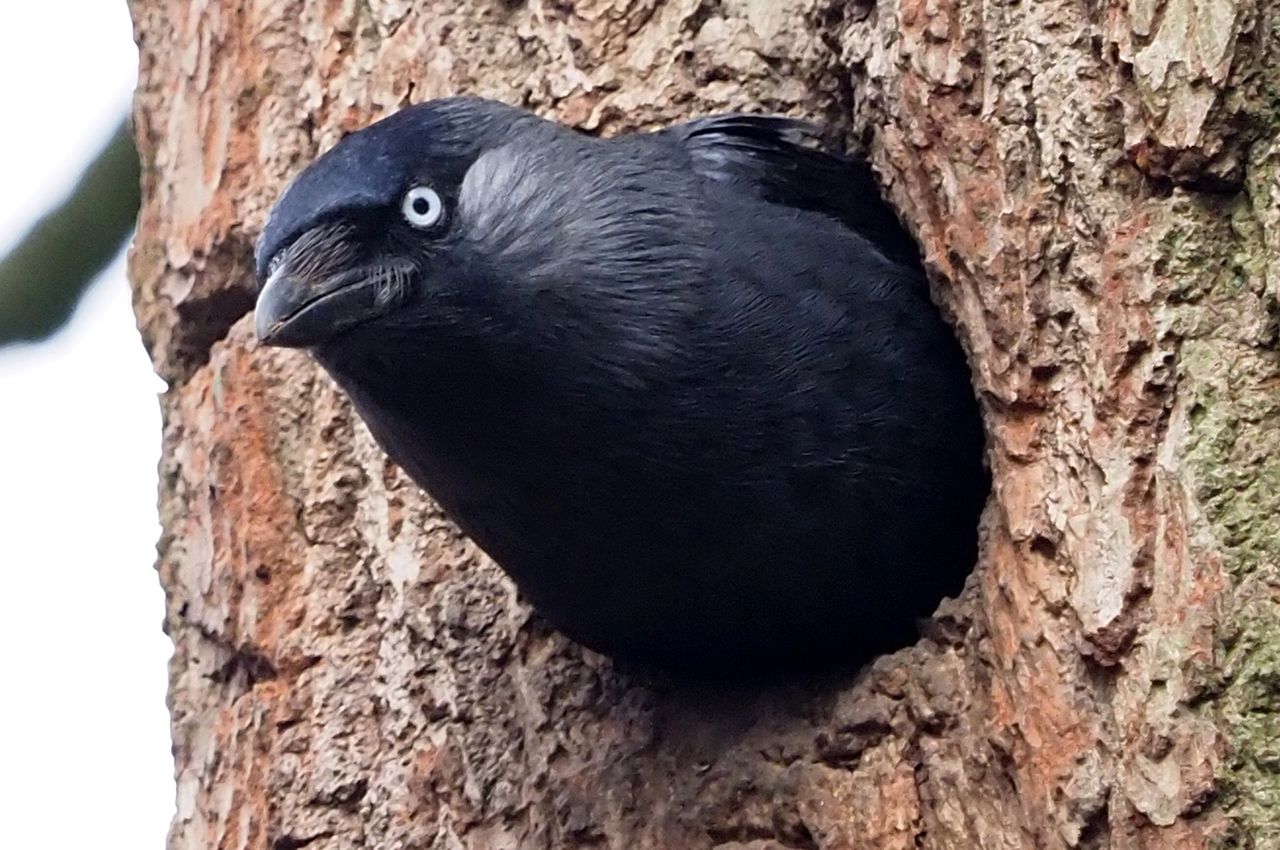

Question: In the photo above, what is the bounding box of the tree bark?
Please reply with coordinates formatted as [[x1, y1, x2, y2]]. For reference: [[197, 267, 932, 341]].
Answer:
[[129, 1, 1280, 848]]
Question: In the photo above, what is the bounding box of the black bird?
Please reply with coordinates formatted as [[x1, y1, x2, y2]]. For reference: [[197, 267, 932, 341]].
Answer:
[[254, 97, 987, 672]]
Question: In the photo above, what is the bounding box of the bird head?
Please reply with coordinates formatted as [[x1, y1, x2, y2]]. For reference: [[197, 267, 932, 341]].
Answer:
[[253, 97, 545, 349], [254, 95, 706, 393]]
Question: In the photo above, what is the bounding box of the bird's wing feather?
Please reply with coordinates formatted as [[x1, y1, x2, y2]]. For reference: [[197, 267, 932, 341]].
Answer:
[[661, 114, 922, 270]]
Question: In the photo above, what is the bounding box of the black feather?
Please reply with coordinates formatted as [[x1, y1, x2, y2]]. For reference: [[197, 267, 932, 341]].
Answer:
[[664, 114, 925, 270]]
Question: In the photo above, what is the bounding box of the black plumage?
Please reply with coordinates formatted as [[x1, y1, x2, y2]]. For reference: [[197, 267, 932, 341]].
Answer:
[[254, 97, 988, 672]]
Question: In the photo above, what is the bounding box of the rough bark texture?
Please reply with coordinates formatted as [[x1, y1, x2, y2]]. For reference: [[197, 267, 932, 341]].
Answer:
[[129, 1, 1280, 848]]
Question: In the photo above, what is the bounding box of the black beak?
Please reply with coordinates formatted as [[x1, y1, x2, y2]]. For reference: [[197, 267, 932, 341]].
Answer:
[[255, 263, 382, 348]]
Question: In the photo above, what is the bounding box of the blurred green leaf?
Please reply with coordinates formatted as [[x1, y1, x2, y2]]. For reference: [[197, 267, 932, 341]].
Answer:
[[0, 118, 140, 345]]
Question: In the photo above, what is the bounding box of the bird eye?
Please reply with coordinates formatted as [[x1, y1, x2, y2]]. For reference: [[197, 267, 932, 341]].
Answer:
[[401, 186, 444, 229]]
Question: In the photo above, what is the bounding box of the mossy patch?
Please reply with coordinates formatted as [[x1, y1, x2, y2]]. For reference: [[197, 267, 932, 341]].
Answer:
[[1177, 148, 1280, 848]]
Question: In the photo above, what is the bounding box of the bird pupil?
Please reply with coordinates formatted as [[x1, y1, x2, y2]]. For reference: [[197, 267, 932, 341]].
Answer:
[[413, 197, 431, 216]]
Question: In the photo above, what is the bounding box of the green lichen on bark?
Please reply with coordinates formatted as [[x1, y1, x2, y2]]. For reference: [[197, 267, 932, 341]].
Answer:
[[1177, 145, 1280, 848]]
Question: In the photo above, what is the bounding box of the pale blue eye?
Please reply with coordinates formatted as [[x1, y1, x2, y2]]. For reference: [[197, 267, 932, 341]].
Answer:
[[402, 186, 443, 228]]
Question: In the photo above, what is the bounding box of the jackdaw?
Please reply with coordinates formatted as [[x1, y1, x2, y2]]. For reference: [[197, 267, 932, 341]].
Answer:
[[254, 96, 988, 672]]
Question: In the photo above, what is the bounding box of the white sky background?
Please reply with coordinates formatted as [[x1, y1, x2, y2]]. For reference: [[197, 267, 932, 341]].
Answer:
[[0, 3, 173, 848]]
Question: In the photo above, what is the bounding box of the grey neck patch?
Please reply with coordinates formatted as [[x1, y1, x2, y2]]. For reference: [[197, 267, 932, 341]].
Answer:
[[457, 137, 708, 377]]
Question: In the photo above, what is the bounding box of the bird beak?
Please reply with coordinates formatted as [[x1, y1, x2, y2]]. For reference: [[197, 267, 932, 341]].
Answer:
[[254, 263, 382, 348]]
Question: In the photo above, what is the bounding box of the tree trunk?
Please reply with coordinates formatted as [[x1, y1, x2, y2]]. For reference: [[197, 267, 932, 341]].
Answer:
[[128, 1, 1280, 848]]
